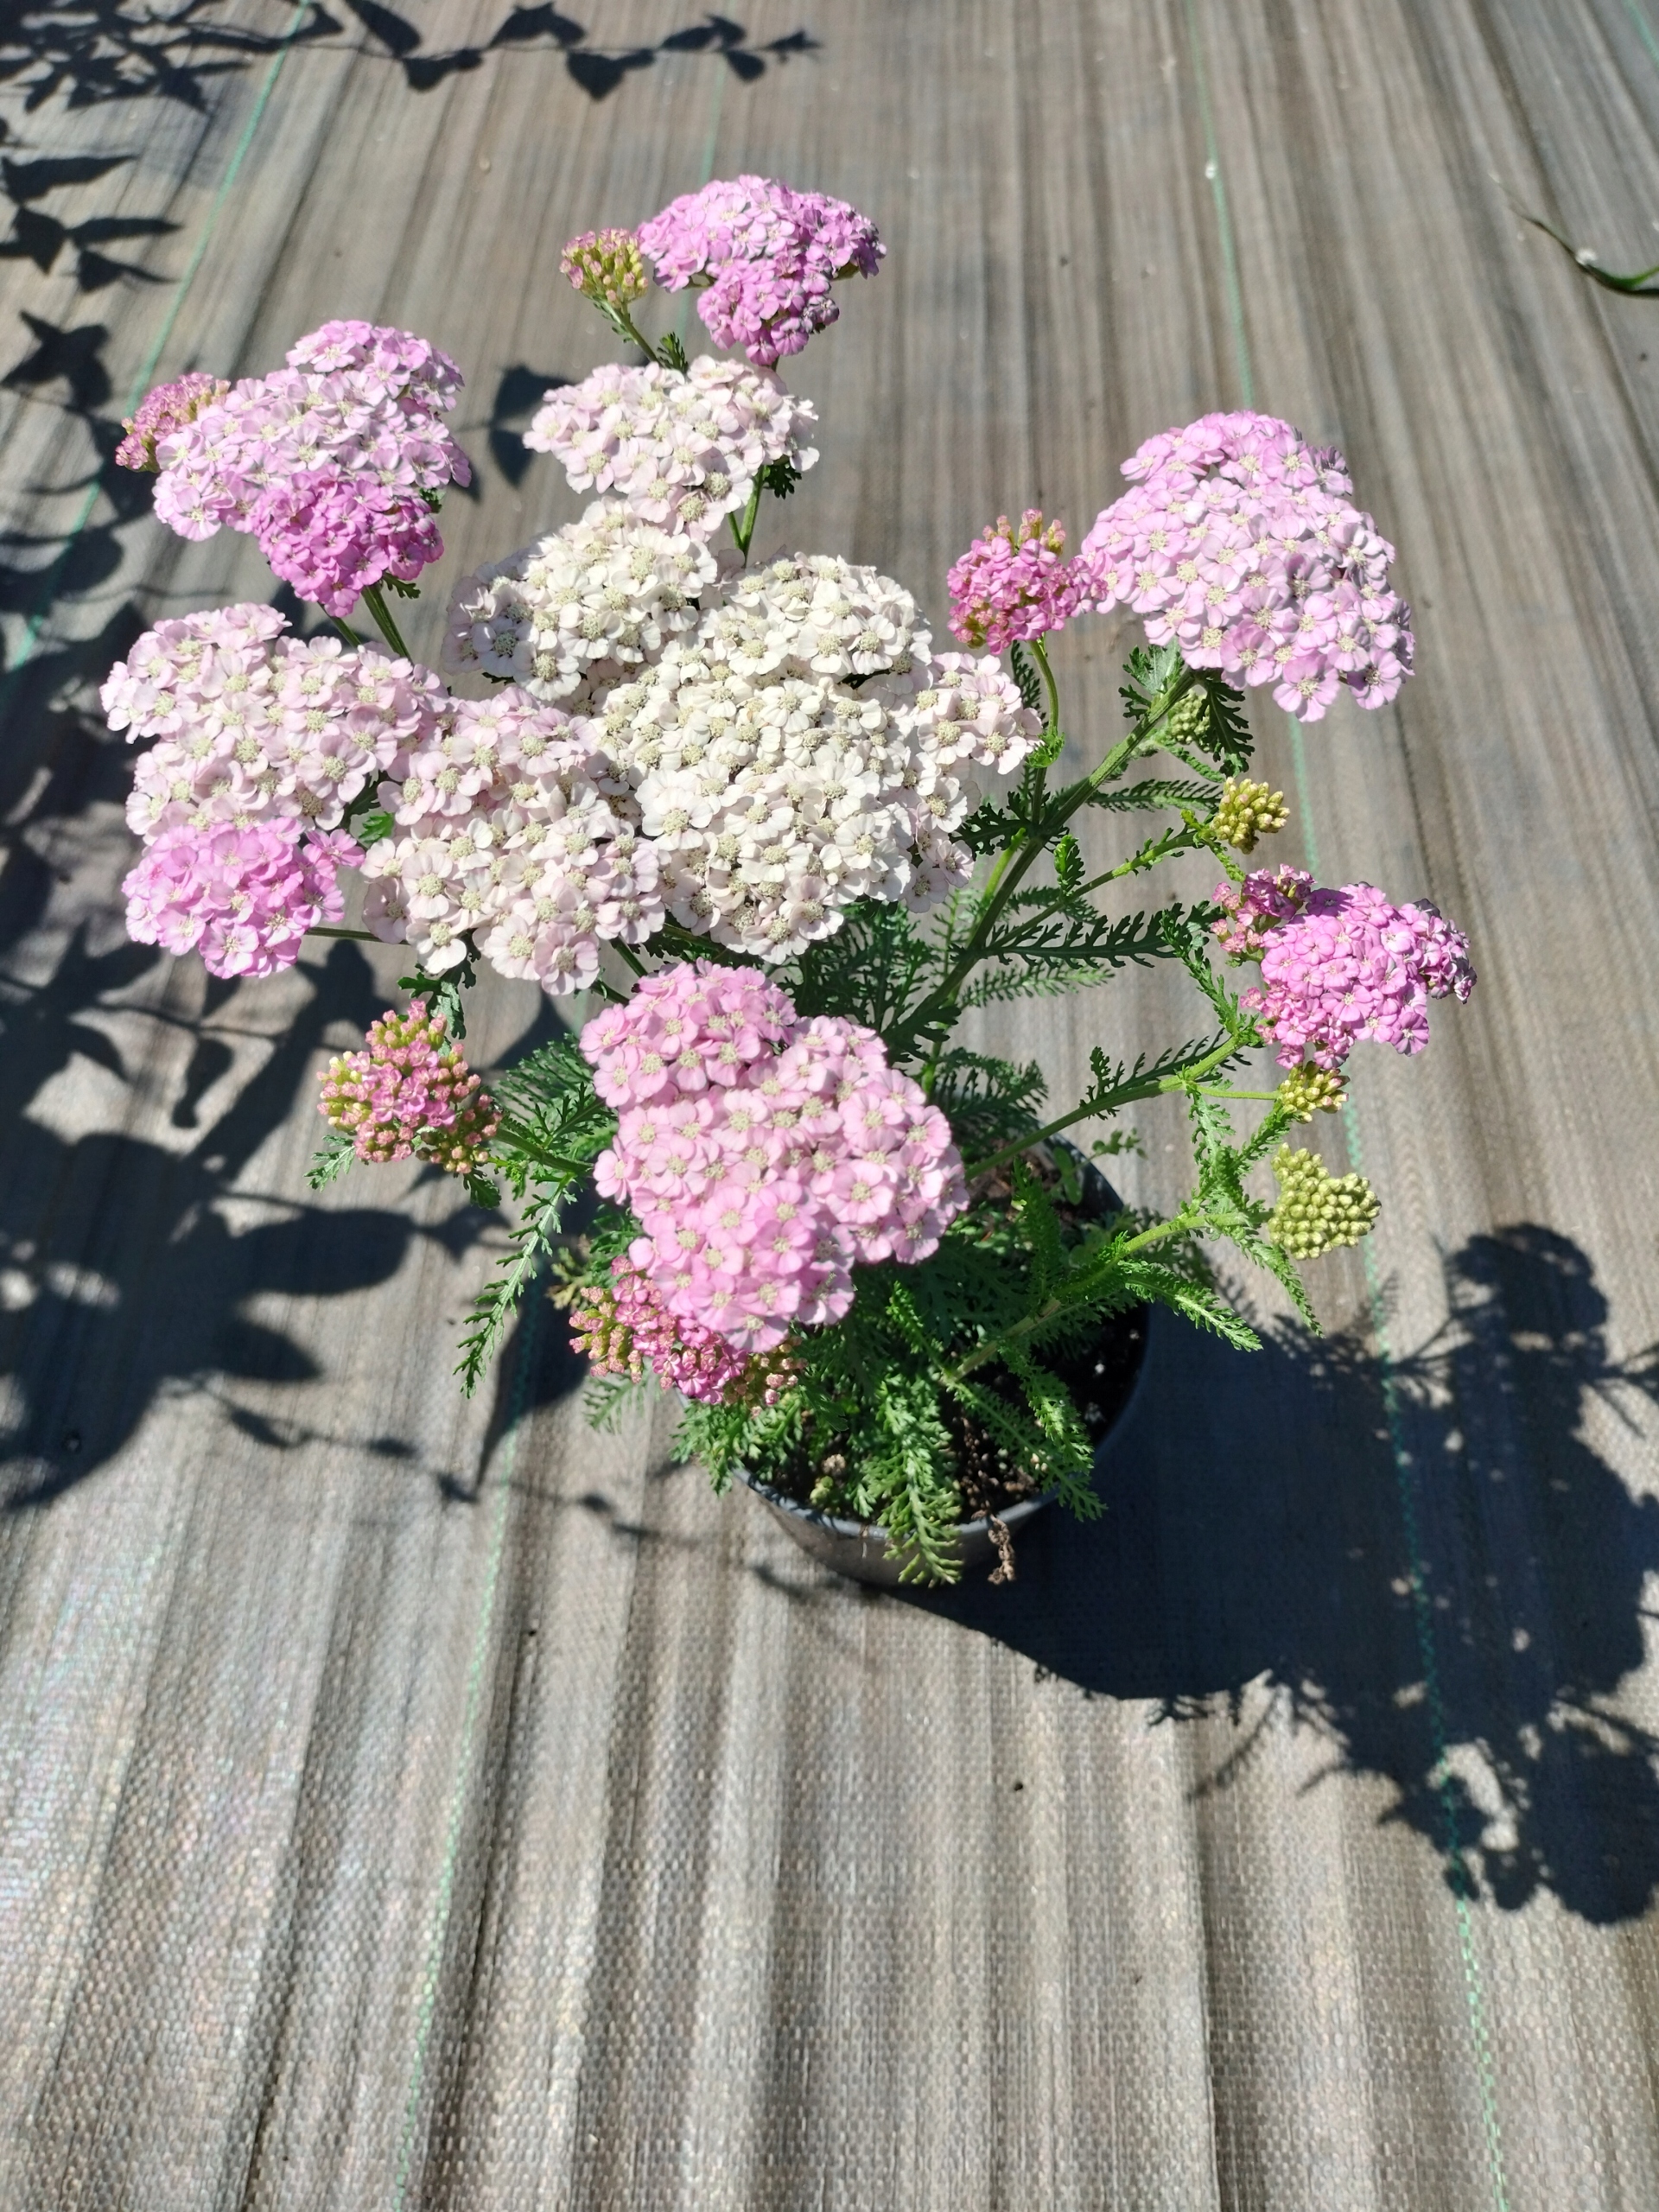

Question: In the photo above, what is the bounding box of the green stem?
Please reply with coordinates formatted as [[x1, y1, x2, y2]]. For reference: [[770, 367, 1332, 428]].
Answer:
[[329, 615, 360, 648], [1029, 634, 1061, 740], [613, 942, 648, 979], [307, 925, 378, 941], [360, 584, 410, 660], [962, 1034, 1243, 1182], [728, 480, 763, 564]]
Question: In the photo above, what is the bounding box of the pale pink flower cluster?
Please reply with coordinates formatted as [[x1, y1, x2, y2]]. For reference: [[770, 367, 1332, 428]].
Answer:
[[103, 603, 443, 841], [637, 175, 883, 366], [1077, 412, 1413, 721], [947, 511, 1082, 653], [358, 686, 660, 991], [115, 372, 230, 472], [145, 320, 468, 608], [124, 820, 360, 979], [569, 1256, 762, 1404], [524, 356, 818, 539], [582, 964, 967, 1352], [317, 999, 499, 1171], [1215, 870, 1475, 1070]]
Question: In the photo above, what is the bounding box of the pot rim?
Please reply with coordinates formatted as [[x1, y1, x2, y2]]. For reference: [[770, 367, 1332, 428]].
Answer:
[[734, 1300, 1154, 1548]]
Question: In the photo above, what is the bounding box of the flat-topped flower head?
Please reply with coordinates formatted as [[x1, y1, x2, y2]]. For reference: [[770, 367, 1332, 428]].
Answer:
[[123, 819, 360, 980], [116, 373, 231, 472], [582, 966, 966, 1352], [1267, 1144, 1380, 1257], [560, 227, 649, 309], [1077, 411, 1413, 721], [947, 510, 1080, 652], [638, 175, 883, 365], [524, 355, 817, 540]]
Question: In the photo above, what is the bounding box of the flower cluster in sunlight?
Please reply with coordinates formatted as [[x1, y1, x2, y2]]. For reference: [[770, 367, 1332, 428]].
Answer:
[[581, 964, 967, 1352], [124, 819, 360, 980], [524, 355, 817, 540], [1077, 410, 1414, 721], [318, 999, 499, 1172], [947, 510, 1081, 652], [636, 175, 883, 365]]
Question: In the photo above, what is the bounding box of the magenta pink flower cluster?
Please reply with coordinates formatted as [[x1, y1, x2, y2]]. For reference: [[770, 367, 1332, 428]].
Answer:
[[569, 1257, 763, 1404], [1214, 871, 1475, 1069], [1076, 411, 1413, 721], [317, 999, 499, 1170], [104, 602, 443, 977], [947, 510, 1081, 653], [581, 963, 967, 1353], [115, 372, 230, 472], [636, 175, 883, 366], [124, 820, 360, 980], [143, 320, 469, 613]]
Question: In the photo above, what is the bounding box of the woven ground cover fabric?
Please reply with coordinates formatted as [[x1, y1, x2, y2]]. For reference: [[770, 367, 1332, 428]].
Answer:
[[2, 1, 1658, 2204]]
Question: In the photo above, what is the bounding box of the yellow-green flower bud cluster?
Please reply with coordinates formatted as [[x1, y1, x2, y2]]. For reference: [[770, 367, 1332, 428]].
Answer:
[[1160, 687, 1211, 746], [1211, 775, 1289, 853], [1275, 1064, 1346, 1121], [560, 228, 649, 310], [1267, 1144, 1379, 1258]]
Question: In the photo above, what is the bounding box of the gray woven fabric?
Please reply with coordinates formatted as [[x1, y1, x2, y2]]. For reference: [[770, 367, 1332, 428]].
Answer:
[[3, 2, 1659, 2204]]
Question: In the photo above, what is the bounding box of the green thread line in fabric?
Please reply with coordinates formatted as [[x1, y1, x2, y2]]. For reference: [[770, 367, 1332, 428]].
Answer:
[[1, 0, 310, 694], [1179, 7, 1510, 2205], [1621, 0, 1659, 76], [392, 1279, 545, 2208]]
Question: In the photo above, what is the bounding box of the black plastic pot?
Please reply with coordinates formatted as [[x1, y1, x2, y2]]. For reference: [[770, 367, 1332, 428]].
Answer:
[[736, 1153, 1149, 1588]]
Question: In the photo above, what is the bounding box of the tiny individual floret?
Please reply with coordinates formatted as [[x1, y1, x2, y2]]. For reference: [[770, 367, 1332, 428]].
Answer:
[[1267, 1144, 1380, 1257], [116, 373, 231, 472], [1211, 775, 1289, 853], [947, 511, 1079, 653], [1275, 1065, 1347, 1121], [560, 227, 650, 309], [318, 999, 499, 1172]]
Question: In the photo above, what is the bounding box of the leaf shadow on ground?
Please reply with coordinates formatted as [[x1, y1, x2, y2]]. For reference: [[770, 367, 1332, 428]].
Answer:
[[911, 1226, 1659, 1924]]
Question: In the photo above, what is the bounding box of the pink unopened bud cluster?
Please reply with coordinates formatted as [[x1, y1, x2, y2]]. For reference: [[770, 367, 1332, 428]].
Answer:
[[317, 999, 499, 1171], [124, 820, 361, 980], [947, 511, 1081, 653], [581, 962, 967, 1353], [569, 1256, 797, 1406], [560, 228, 649, 308], [637, 175, 883, 366], [1077, 411, 1414, 721], [115, 372, 231, 472], [138, 320, 469, 613], [1214, 870, 1475, 1070]]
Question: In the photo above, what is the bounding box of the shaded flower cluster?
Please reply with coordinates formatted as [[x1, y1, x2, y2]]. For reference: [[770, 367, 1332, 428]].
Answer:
[[1077, 410, 1413, 721], [444, 499, 718, 706], [947, 510, 1080, 652], [1267, 1144, 1380, 1257], [582, 964, 967, 1353], [115, 372, 230, 472], [317, 999, 499, 1171], [124, 819, 359, 980], [143, 320, 470, 611], [637, 175, 883, 366], [524, 355, 817, 540], [1216, 869, 1476, 1071]]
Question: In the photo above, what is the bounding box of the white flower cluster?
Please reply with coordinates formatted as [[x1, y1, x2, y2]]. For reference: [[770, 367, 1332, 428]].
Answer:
[[443, 500, 719, 708], [523, 356, 818, 540], [359, 687, 660, 990], [425, 526, 1039, 984]]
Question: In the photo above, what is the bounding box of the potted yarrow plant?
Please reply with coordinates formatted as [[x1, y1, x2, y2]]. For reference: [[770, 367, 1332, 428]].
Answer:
[[101, 175, 1472, 1585]]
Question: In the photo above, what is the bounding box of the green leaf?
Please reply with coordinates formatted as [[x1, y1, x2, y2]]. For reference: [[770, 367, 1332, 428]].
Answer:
[[658, 329, 690, 372], [757, 454, 802, 500], [1008, 639, 1046, 716], [306, 1125, 358, 1191], [398, 946, 478, 1039], [351, 808, 396, 847]]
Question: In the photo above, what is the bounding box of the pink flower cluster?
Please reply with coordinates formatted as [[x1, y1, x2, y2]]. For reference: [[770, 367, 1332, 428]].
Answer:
[[1077, 412, 1413, 721], [947, 510, 1081, 653], [1215, 870, 1475, 1069], [115, 372, 230, 472], [582, 963, 967, 1352], [104, 603, 444, 978], [637, 175, 883, 366], [569, 1257, 770, 1404], [124, 820, 360, 979], [317, 999, 499, 1171], [143, 320, 469, 611]]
